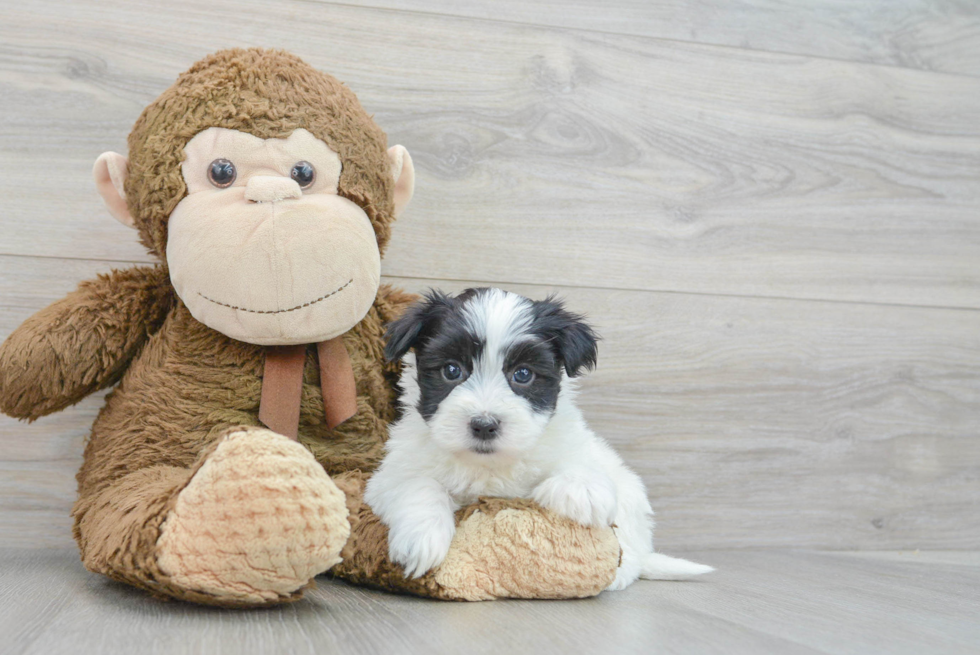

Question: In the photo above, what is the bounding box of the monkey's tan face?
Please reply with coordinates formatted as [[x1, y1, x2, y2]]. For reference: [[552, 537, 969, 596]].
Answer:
[[166, 128, 381, 346]]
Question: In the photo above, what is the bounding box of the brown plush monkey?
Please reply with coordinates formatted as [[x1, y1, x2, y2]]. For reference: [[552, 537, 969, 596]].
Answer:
[[0, 49, 619, 606]]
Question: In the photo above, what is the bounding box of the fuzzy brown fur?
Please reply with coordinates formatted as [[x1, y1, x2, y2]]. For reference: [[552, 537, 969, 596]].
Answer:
[[125, 49, 397, 259], [0, 49, 620, 606]]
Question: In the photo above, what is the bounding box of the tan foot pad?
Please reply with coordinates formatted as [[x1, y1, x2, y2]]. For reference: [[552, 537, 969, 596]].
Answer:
[[434, 498, 621, 601], [157, 427, 350, 604]]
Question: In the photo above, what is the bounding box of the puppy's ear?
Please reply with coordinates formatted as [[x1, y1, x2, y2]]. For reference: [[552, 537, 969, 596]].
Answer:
[[383, 290, 454, 362], [532, 295, 600, 377]]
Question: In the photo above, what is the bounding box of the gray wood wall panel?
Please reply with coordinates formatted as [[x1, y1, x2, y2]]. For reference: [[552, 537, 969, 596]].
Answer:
[[336, 0, 980, 78], [3, 257, 978, 550], [2, 0, 980, 308]]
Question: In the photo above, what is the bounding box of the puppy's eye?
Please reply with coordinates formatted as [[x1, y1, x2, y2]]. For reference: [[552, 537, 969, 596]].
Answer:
[[207, 159, 237, 188], [442, 362, 463, 381], [512, 367, 534, 384], [290, 161, 316, 188]]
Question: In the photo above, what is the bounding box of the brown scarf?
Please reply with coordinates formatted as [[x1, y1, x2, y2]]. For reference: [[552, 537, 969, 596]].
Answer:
[[257, 336, 357, 439]]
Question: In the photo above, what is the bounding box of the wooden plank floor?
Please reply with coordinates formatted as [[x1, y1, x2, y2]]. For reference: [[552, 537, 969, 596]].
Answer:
[[1, 548, 978, 655]]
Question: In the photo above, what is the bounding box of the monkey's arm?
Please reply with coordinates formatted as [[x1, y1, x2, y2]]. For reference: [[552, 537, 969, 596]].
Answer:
[[0, 265, 174, 420], [332, 471, 620, 600]]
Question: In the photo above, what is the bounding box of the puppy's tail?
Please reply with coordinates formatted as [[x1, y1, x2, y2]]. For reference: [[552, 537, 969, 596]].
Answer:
[[640, 552, 714, 580]]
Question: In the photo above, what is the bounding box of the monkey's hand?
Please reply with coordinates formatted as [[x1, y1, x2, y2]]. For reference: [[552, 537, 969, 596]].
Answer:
[[0, 265, 173, 420]]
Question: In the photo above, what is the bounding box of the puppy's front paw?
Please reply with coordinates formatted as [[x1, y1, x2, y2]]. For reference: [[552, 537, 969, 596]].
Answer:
[[532, 468, 618, 527], [388, 513, 457, 578]]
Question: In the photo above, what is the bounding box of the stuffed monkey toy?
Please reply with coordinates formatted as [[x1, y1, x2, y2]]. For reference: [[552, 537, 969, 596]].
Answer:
[[0, 49, 619, 606]]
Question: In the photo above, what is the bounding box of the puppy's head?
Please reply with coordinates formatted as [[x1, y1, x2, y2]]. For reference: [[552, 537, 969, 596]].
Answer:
[[385, 288, 599, 459]]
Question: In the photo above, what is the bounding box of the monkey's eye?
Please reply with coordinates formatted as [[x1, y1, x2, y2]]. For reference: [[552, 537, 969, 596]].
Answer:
[[442, 362, 464, 382], [512, 367, 534, 384], [290, 161, 316, 188], [207, 159, 237, 188]]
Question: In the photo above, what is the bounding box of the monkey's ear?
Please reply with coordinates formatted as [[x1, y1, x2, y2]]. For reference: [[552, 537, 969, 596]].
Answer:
[[93, 152, 135, 228], [387, 145, 415, 219]]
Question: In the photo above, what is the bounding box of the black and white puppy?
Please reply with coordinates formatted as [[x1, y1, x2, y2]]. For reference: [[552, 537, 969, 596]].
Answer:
[[365, 288, 712, 589]]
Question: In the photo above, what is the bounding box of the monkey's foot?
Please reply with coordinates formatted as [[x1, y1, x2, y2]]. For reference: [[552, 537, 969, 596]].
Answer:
[[156, 427, 350, 605]]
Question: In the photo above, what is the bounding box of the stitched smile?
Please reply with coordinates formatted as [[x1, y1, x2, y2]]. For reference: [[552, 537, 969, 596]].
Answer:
[[198, 278, 353, 314]]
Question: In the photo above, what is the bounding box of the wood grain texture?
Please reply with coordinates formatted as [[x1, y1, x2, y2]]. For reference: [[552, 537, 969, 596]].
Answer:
[[3, 256, 978, 550], [339, 0, 980, 77], [1, 0, 980, 307], [1, 547, 978, 655]]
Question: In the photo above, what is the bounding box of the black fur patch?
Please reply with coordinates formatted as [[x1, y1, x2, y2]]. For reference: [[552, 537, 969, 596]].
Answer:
[[527, 295, 599, 377], [384, 289, 486, 420], [503, 339, 562, 413], [415, 325, 484, 419], [383, 289, 456, 363]]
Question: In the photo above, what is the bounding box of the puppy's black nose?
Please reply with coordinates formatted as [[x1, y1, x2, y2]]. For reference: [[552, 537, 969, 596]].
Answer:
[[469, 416, 500, 441]]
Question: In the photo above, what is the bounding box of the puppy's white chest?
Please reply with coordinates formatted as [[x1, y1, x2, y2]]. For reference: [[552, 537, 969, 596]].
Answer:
[[443, 462, 541, 507]]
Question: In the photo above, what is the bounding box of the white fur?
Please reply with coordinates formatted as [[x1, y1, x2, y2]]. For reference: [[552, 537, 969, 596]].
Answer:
[[365, 291, 713, 589]]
